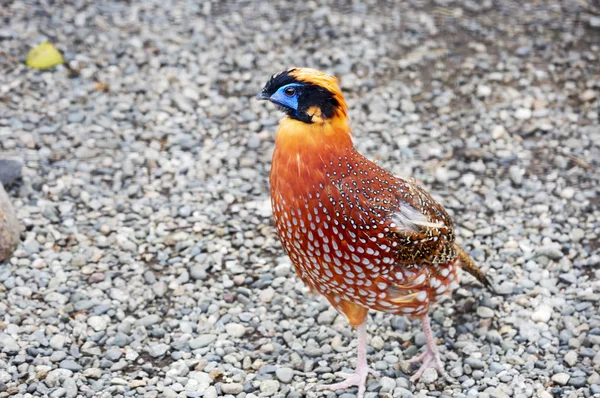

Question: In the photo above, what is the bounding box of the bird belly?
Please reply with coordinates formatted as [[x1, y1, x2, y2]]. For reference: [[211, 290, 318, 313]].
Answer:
[[270, 189, 396, 313]]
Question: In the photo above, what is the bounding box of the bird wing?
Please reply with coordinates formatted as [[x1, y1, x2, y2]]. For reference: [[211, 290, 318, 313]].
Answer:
[[330, 165, 457, 265], [385, 181, 458, 265]]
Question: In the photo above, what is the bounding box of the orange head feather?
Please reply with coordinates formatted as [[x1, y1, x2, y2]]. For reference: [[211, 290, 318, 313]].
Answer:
[[286, 68, 348, 120], [258, 68, 348, 123], [259, 68, 353, 158]]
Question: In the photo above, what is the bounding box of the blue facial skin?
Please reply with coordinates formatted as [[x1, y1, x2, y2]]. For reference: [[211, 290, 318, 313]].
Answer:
[[268, 83, 303, 115]]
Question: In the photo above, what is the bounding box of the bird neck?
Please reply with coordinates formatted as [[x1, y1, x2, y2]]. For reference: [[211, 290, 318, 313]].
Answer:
[[273, 116, 353, 163], [271, 115, 354, 192]]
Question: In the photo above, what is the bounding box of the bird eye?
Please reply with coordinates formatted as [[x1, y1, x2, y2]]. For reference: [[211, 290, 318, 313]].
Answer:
[[284, 87, 296, 97]]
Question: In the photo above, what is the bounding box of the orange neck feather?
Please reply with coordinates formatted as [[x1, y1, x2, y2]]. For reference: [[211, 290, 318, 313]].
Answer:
[[275, 114, 352, 152], [271, 114, 353, 185]]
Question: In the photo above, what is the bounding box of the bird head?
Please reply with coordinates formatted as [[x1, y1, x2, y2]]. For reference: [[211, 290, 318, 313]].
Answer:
[[257, 68, 348, 124]]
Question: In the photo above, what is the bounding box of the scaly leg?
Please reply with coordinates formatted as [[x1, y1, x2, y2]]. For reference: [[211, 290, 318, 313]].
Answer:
[[316, 322, 378, 398], [408, 314, 444, 381]]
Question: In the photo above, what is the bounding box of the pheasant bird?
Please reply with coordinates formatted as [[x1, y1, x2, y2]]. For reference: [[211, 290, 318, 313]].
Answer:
[[257, 68, 492, 397]]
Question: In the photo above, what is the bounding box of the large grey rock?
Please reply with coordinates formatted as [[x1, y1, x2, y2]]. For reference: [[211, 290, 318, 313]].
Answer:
[[0, 159, 22, 187], [0, 184, 20, 262]]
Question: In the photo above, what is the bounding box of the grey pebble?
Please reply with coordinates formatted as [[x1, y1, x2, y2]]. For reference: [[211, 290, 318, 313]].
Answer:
[[59, 360, 82, 372], [221, 383, 243, 394], [136, 314, 162, 327], [276, 367, 294, 383], [189, 334, 216, 350], [104, 348, 122, 361], [147, 343, 170, 357], [0, 159, 22, 186]]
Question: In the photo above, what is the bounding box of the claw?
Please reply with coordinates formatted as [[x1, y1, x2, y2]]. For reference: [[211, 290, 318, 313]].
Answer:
[[406, 350, 428, 365], [408, 349, 442, 381], [317, 369, 370, 398], [315, 323, 377, 398], [407, 315, 446, 383], [368, 368, 380, 378]]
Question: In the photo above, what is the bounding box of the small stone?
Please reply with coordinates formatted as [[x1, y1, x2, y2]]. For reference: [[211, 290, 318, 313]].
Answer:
[[111, 378, 127, 385], [449, 366, 463, 378], [221, 383, 243, 394], [189, 334, 216, 349], [564, 351, 578, 367], [477, 306, 494, 319], [50, 351, 67, 362], [0, 333, 20, 354], [88, 316, 108, 331], [274, 262, 291, 277], [63, 378, 77, 398], [104, 348, 122, 362], [51, 387, 67, 397], [531, 305, 552, 323], [189, 264, 208, 280], [50, 335, 67, 350], [147, 343, 170, 357], [317, 310, 337, 325], [68, 111, 85, 123], [83, 368, 101, 378], [276, 367, 294, 383], [204, 386, 218, 398], [486, 330, 502, 344], [0, 159, 22, 187], [259, 287, 275, 303], [567, 229, 584, 244], [420, 368, 438, 384], [569, 376, 586, 387], [537, 391, 553, 398], [225, 323, 245, 338], [491, 125, 506, 140], [260, 380, 280, 395], [580, 89, 597, 102], [136, 314, 162, 327], [173, 95, 194, 113], [551, 373, 570, 385], [400, 99, 416, 113], [477, 85, 492, 97], [189, 371, 211, 390], [379, 376, 396, 392], [414, 332, 426, 346], [465, 357, 485, 370], [370, 335, 384, 350], [59, 360, 82, 372], [129, 380, 146, 388], [435, 167, 449, 183], [560, 187, 575, 200], [509, 165, 524, 185], [515, 108, 532, 120]]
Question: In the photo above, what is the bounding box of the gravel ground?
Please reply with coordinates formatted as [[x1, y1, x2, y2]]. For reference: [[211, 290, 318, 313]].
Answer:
[[1, 1, 600, 397]]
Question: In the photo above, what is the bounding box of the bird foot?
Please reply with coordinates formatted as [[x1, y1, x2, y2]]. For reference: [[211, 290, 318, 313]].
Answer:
[[407, 348, 444, 382], [316, 367, 378, 398]]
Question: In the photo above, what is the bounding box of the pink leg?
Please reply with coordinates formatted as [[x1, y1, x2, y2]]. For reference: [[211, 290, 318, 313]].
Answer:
[[408, 314, 444, 381], [316, 322, 378, 398]]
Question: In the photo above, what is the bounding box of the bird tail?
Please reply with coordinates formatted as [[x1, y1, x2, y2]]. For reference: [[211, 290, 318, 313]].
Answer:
[[455, 244, 495, 293]]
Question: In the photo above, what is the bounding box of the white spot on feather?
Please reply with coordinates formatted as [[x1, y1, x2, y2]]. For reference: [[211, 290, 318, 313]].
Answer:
[[390, 201, 445, 232]]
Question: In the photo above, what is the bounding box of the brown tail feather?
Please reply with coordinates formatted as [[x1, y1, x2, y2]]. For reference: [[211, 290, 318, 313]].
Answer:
[[455, 244, 495, 293]]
